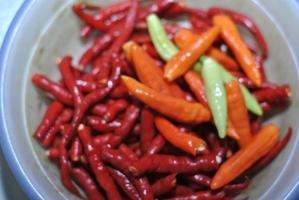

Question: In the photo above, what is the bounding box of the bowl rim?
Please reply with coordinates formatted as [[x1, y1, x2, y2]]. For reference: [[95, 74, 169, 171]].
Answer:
[[1, 1, 299, 200], [0, 1, 42, 200]]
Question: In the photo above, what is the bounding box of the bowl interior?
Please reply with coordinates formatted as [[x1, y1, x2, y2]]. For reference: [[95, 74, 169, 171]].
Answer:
[[2, 0, 299, 199]]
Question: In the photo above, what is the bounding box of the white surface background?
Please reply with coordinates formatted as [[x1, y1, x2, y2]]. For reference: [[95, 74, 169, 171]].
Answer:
[[0, 1, 29, 199]]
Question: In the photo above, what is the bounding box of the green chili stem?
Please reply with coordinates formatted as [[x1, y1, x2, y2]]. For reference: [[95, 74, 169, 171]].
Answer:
[[201, 56, 227, 138]]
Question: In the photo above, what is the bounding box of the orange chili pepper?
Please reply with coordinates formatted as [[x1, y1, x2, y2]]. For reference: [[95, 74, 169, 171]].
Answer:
[[206, 48, 239, 71], [184, 70, 208, 107], [175, 29, 239, 71], [211, 124, 279, 189], [131, 42, 188, 99], [213, 15, 262, 86], [121, 76, 211, 124], [155, 117, 207, 155], [164, 26, 220, 81], [227, 118, 240, 141], [131, 43, 174, 96], [226, 80, 252, 148]]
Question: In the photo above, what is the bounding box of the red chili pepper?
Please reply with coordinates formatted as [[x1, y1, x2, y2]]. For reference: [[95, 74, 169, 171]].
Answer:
[[140, 108, 155, 153], [34, 101, 64, 141], [59, 56, 83, 107], [118, 144, 154, 200], [91, 104, 108, 116], [131, 33, 152, 44], [130, 154, 218, 176], [71, 167, 105, 200], [166, 191, 225, 200], [107, 167, 141, 200], [93, 133, 113, 148], [253, 85, 291, 105], [151, 173, 177, 197], [190, 15, 210, 34], [88, 116, 122, 132], [172, 185, 195, 196], [101, 147, 133, 175], [76, 79, 101, 93], [132, 123, 141, 136], [103, 99, 129, 121], [110, 82, 128, 98], [42, 109, 73, 147], [250, 128, 292, 173], [59, 141, 82, 197], [108, 105, 140, 147], [32, 74, 73, 106], [70, 137, 82, 162], [106, 0, 139, 56], [63, 87, 110, 146], [80, 24, 94, 39], [223, 176, 250, 197], [142, 43, 161, 60], [73, 4, 109, 31], [137, 0, 175, 20], [94, 0, 132, 21], [78, 124, 122, 200], [186, 173, 211, 188], [47, 148, 60, 160], [146, 135, 166, 155], [79, 34, 113, 68]]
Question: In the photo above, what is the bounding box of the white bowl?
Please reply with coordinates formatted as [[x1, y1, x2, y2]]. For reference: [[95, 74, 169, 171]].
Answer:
[[1, 0, 299, 199]]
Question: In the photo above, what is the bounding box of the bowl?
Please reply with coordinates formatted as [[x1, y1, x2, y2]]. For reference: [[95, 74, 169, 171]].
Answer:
[[1, 0, 299, 199]]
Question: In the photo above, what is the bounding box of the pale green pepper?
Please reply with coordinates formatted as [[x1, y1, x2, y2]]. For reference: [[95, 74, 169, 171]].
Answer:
[[147, 14, 178, 61], [201, 56, 227, 138]]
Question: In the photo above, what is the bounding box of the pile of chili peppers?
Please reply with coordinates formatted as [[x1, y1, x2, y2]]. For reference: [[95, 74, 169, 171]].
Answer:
[[32, 0, 292, 199]]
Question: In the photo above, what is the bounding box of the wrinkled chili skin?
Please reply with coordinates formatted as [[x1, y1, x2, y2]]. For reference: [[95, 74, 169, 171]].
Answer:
[[71, 167, 105, 200], [129, 154, 218, 176], [151, 173, 177, 197], [32, 74, 73, 106], [140, 108, 155, 153], [107, 167, 141, 200], [34, 101, 64, 141]]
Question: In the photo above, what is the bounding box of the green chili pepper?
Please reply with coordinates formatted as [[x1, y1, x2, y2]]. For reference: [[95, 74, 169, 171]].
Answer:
[[201, 56, 227, 138], [219, 67, 263, 116], [147, 14, 178, 61]]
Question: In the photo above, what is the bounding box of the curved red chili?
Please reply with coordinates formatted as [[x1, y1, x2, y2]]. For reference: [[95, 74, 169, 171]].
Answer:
[[108, 105, 140, 147], [70, 137, 82, 162], [107, 167, 141, 200], [78, 124, 122, 200], [129, 154, 219, 176], [185, 173, 211, 188], [253, 85, 291, 105], [42, 109, 73, 147], [71, 167, 105, 200], [101, 147, 133, 175], [93, 133, 113, 148], [88, 116, 122, 132], [223, 176, 250, 197], [58, 56, 83, 107], [104, 99, 129, 121], [59, 141, 82, 197], [34, 101, 64, 141], [166, 190, 225, 200], [151, 173, 177, 197], [146, 135, 166, 155], [79, 34, 113, 68], [32, 74, 73, 106], [140, 108, 155, 153]]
